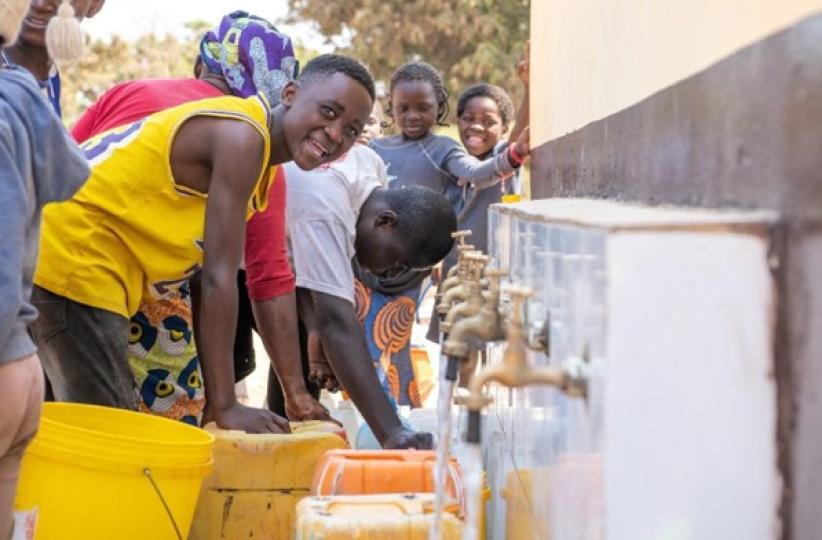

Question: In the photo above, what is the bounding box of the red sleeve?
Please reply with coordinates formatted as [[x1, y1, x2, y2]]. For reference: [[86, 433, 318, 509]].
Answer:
[[71, 79, 225, 143], [245, 166, 296, 300], [71, 93, 105, 143]]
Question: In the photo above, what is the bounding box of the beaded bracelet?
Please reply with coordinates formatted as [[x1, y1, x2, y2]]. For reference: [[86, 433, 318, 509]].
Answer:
[[508, 145, 526, 167]]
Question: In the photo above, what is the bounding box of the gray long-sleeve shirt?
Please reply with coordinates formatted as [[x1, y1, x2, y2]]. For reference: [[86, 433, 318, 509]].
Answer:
[[0, 66, 89, 363], [365, 133, 518, 294], [370, 132, 516, 199]]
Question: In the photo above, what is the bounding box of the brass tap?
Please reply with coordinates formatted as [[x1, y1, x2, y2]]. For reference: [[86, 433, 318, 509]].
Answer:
[[452, 230, 472, 245], [457, 284, 588, 413], [440, 284, 483, 334], [439, 256, 491, 332], [441, 230, 472, 282], [441, 268, 507, 357], [438, 243, 476, 300], [437, 253, 488, 318]]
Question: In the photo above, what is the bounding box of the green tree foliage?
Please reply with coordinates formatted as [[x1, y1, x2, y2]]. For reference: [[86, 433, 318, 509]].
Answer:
[[60, 24, 206, 126], [287, 0, 529, 118]]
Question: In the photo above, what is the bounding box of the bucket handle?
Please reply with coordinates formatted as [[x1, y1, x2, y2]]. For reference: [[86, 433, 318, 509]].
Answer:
[[143, 467, 183, 540]]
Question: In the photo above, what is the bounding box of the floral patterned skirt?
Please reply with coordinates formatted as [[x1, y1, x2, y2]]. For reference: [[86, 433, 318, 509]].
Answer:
[[127, 286, 205, 426]]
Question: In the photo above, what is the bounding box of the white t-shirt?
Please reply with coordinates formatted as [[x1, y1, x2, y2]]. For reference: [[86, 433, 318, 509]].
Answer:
[[285, 144, 387, 304]]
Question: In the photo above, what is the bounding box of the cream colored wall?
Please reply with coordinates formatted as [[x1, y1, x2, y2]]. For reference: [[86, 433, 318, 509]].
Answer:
[[532, 0, 822, 145]]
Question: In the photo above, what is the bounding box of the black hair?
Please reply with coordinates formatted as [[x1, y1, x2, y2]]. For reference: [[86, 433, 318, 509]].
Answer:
[[384, 186, 457, 267], [457, 83, 515, 129], [299, 53, 376, 101], [387, 61, 450, 126]]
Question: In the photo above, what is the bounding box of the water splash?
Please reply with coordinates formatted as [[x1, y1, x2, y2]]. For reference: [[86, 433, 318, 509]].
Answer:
[[431, 348, 455, 540], [462, 442, 483, 540]]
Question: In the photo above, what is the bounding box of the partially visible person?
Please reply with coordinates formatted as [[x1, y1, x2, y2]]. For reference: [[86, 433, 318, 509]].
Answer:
[[70, 11, 300, 427], [29, 54, 376, 434], [0, 1, 90, 535], [248, 139, 456, 447], [72, 10, 296, 139], [366, 60, 530, 406], [3, 0, 104, 116], [356, 98, 384, 145]]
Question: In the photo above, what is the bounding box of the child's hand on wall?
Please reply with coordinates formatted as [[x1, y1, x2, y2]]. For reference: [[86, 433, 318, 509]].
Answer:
[[514, 126, 531, 158]]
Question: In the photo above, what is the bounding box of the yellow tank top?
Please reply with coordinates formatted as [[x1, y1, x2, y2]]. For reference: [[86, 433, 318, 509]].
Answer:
[[35, 94, 275, 317]]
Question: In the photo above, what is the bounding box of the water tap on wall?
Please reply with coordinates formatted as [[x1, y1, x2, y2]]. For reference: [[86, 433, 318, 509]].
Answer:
[[437, 252, 488, 321], [438, 243, 476, 303], [457, 284, 589, 443], [441, 268, 508, 358]]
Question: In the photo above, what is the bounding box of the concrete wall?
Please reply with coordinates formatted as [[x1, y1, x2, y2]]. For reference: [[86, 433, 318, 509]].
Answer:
[[531, 0, 822, 144], [528, 2, 822, 538]]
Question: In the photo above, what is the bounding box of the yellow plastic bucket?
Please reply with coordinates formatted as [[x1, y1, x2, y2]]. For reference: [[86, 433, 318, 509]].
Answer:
[[14, 402, 214, 540], [502, 468, 552, 540]]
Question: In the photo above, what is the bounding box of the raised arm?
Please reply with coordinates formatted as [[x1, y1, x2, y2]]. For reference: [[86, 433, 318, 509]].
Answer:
[[443, 134, 529, 190], [508, 40, 530, 145]]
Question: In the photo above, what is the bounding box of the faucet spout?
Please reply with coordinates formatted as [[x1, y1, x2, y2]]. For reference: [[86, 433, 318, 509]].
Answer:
[[441, 268, 507, 356], [436, 253, 487, 317], [440, 292, 484, 334], [442, 297, 503, 357], [456, 283, 589, 414], [438, 243, 476, 301]]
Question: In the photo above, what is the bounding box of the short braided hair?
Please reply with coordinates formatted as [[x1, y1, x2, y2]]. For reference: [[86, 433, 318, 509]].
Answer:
[[387, 61, 450, 126]]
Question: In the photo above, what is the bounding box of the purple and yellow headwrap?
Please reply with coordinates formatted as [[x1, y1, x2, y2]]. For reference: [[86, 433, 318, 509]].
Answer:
[[199, 10, 298, 105]]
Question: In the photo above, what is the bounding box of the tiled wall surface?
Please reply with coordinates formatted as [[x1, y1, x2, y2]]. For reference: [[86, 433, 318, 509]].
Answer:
[[485, 208, 607, 540], [482, 200, 778, 539]]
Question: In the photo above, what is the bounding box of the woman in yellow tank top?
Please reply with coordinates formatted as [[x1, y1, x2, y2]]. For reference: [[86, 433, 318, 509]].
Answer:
[[30, 54, 377, 434]]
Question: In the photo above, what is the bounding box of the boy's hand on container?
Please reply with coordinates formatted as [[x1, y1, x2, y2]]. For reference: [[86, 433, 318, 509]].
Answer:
[[216, 402, 292, 434], [382, 426, 434, 450], [286, 393, 341, 425]]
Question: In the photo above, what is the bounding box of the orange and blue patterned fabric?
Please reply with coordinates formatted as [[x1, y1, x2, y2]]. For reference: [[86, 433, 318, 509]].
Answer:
[[355, 280, 427, 408]]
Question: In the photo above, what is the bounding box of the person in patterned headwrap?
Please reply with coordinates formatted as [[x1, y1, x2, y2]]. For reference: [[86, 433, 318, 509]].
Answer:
[[199, 10, 298, 106], [66, 11, 300, 428]]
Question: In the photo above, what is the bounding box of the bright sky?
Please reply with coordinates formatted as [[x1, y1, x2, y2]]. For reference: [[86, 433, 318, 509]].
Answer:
[[83, 0, 327, 49]]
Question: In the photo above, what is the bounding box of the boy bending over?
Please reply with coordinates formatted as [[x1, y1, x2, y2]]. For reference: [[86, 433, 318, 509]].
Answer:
[[30, 54, 376, 434], [248, 142, 456, 448]]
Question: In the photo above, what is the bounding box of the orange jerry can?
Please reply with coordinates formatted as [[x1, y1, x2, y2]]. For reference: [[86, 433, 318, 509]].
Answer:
[[312, 449, 464, 507]]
